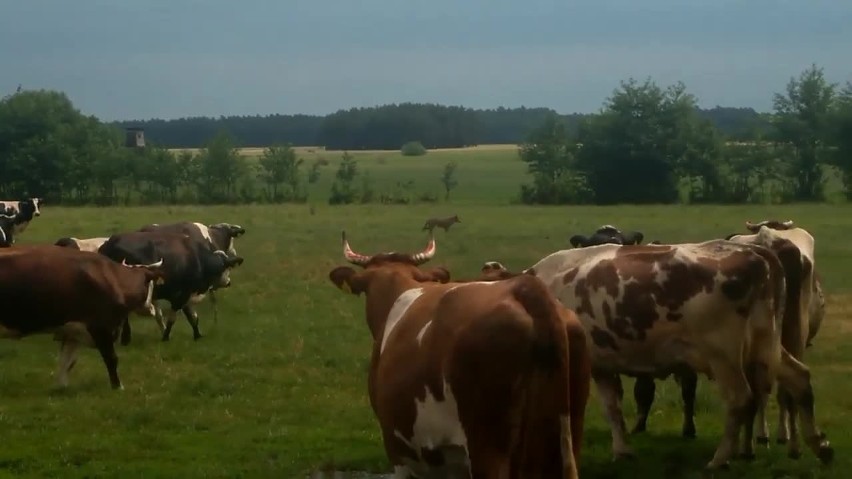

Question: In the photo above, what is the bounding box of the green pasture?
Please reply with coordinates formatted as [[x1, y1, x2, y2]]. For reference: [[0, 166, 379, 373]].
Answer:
[[0, 159, 851, 477]]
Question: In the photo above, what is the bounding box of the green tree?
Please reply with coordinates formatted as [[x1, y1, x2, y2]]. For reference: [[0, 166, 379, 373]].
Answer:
[[829, 83, 852, 199], [771, 64, 836, 201], [574, 79, 720, 204], [518, 114, 590, 204], [258, 144, 304, 201], [329, 152, 359, 204], [441, 161, 458, 201], [196, 130, 247, 203]]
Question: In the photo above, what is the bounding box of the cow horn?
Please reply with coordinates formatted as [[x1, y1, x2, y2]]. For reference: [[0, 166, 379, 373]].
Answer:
[[146, 258, 164, 268], [342, 231, 371, 266], [783, 220, 794, 227], [410, 232, 436, 265]]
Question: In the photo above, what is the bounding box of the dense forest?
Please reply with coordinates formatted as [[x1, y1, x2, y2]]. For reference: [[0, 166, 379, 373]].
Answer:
[[2, 64, 850, 206], [111, 105, 770, 149]]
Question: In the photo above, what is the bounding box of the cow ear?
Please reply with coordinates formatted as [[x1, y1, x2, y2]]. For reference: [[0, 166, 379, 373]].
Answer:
[[329, 266, 367, 295], [421, 266, 450, 284], [230, 226, 246, 237], [227, 256, 245, 268]]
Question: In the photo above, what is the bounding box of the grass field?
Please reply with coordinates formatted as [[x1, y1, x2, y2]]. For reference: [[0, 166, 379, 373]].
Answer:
[[1, 150, 851, 478]]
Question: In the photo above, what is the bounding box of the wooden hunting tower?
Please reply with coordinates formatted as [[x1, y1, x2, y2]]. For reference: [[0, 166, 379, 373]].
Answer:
[[125, 127, 145, 148]]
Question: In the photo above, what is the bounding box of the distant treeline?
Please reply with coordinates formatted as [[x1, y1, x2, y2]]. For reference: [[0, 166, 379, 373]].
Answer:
[[111, 104, 770, 150]]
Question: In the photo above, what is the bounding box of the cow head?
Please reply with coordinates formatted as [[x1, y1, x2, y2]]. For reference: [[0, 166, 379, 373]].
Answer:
[[569, 224, 644, 248], [17, 198, 41, 220], [208, 223, 246, 257], [745, 219, 795, 233], [0, 214, 15, 247], [329, 231, 450, 296], [478, 260, 533, 281], [201, 249, 245, 289]]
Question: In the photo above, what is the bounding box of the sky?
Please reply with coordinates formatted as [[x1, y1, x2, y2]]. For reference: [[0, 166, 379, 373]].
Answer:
[[2, 0, 851, 121]]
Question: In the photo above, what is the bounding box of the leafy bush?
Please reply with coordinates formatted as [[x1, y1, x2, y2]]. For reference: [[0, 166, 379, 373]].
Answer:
[[400, 141, 427, 156]]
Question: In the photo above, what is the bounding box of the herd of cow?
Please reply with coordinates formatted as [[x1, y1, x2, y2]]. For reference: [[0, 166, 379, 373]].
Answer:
[[328, 219, 834, 478], [0, 197, 246, 390]]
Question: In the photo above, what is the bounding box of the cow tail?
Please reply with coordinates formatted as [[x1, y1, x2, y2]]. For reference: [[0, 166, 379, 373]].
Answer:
[[511, 275, 579, 479]]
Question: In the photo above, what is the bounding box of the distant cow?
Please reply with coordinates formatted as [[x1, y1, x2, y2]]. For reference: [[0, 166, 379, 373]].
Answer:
[[480, 241, 833, 469], [567, 225, 698, 439], [137, 221, 246, 323], [0, 197, 42, 239], [329, 232, 591, 478], [569, 225, 644, 248], [98, 231, 243, 342], [726, 219, 824, 454], [0, 245, 164, 390]]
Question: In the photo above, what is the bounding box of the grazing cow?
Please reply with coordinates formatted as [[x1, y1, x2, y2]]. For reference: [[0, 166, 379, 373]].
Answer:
[[480, 241, 833, 469], [137, 221, 246, 323], [329, 232, 591, 478], [0, 214, 17, 247], [569, 225, 644, 248], [0, 197, 42, 238], [726, 219, 823, 455], [0, 245, 164, 390], [567, 226, 699, 439], [421, 214, 461, 233], [98, 231, 244, 343]]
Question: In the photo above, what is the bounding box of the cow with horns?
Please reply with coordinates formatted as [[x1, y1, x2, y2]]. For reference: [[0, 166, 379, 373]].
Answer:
[[569, 225, 644, 248], [328, 232, 591, 478], [479, 240, 833, 470]]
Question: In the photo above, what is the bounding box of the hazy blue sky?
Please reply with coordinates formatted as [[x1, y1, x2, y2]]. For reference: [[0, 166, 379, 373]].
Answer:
[[2, 0, 850, 121]]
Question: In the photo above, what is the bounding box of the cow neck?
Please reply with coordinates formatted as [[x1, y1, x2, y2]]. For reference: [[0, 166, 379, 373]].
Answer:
[[363, 273, 425, 342]]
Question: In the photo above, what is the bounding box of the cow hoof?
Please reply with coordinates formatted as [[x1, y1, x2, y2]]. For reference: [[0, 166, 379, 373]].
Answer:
[[161, 336, 170, 342], [756, 436, 770, 445], [193, 334, 203, 341], [682, 428, 697, 439], [112, 383, 124, 391], [705, 461, 730, 471], [818, 444, 834, 464]]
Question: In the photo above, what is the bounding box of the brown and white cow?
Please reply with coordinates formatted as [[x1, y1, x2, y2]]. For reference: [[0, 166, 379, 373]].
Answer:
[[0, 245, 164, 390], [481, 241, 833, 470], [329, 232, 591, 478], [726, 219, 824, 455]]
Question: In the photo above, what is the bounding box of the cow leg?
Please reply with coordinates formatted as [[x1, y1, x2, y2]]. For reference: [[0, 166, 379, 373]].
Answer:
[[678, 370, 698, 439], [594, 372, 633, 460], [162, 308, 178, 341], [154, 306, 166, 333], [775, 349, 833, 464], [89, 326, 122, 390], [209, 290, 219, 323], [739, 362, 769, 460], [630, 374, 655, 434], [182, 305, 203, 340], [119, 318, 132, 346], [55, 340, 80, 388], [705, 360, 752, 470]]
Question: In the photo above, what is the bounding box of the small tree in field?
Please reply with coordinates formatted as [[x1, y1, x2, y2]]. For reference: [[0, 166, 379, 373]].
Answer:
[[441, 161, 458, 200], [329, 152, 359, 204], [401, 141, 427, 156]]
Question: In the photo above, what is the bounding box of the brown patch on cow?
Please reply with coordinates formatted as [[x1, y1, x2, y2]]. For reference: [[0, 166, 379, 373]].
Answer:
[[562, 268, 579, 285], [658, 257, 717, 311], [590, 327, 619, 350], [614, 283, 657, 340]]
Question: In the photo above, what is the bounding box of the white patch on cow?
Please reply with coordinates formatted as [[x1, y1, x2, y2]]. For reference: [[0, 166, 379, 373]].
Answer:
[[416, 321, 432, 346], [190, 292, 207, 304], [0, 227, 6, 245], [77, 237, 109, 253], [193, 222, 213, 245], [445, 280, 497, 294], [392, 380, 471, 477], [380, 288, 424, 354], [139, 280, 156, 316]]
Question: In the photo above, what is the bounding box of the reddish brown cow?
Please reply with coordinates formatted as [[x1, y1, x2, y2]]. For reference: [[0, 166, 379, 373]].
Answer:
[[329, 233, 591, 478], [0, 245, 165, 390]]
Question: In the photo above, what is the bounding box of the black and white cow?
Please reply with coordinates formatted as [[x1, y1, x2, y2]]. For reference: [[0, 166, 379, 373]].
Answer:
[[0, 197, 42, 240], [137, 221, 246, 322], [567, 224, 699, 439], [98, 231, 244, 343], [569, 224, 644, 248], [54, 237, 111, 253]]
